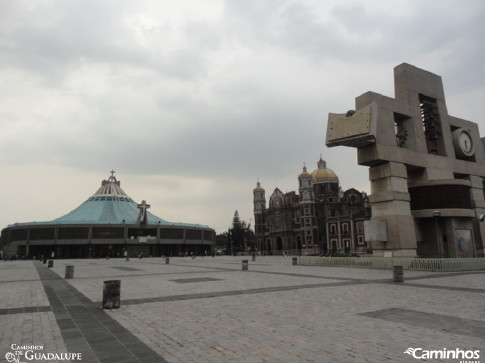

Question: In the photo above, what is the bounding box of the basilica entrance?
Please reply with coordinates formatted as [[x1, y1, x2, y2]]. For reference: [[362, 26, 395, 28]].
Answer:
[[276, 237, 283, 251]]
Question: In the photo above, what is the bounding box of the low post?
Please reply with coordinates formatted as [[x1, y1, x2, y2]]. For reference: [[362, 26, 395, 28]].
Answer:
[[47, 260, 53, 268], [252, 253, 256, 262], [166, 257, 170, 264], [393, 265, 404, 283], [43, 257, 47, 264], [292, 257, 297, 265], [242, 260, 248, 271], [103, 280, 121, 309], [65, 265, 74, 279]]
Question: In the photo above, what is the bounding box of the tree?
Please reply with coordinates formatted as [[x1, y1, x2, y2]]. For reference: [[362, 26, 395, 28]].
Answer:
[[226, 210, 255, 254]]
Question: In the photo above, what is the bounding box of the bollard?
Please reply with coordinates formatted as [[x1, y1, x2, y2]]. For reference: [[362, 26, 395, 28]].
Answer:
[[65, 265, 74, 279], [43, 257, 47, 264], [393, 266, 404, 283], [242, 260, 248, 271], [292, 257, 297, 265], [47, 260, 53, 268], [252, 254, 256, 262], [102, 280, 121, 309], [166, 257, 170, 264]]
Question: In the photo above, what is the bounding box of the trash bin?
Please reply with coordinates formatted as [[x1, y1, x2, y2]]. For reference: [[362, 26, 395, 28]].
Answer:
[[292, 257, 297, 265], [65, 265, 74, 279], [103, 280, 121, 309], [242, 260, 248, 271], [165, 257, 170, 264], [47, 260, 53, 268], [393, 266, 404, 283]]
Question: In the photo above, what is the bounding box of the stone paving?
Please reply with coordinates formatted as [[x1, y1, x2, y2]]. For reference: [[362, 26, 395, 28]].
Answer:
[[0, 256, 484, 363]]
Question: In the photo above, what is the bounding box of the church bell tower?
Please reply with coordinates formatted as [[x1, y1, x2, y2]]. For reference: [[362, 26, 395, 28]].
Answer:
[[253, 180, 266, 251]]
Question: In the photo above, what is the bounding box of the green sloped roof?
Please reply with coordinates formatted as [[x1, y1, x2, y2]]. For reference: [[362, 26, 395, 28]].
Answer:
[[9, 173, 210, 229]]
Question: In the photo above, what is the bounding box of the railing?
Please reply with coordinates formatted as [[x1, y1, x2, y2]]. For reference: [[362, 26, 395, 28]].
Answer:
[[298, 256, 485, 272]]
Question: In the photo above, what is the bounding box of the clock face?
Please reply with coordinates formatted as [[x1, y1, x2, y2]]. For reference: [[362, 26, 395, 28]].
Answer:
[[459, 132, 472, 153], [453, 128, 475, 158]]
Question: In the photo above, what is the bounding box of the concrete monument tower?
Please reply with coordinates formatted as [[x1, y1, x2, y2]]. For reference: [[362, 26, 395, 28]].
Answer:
[[326, 63, 485, 257]]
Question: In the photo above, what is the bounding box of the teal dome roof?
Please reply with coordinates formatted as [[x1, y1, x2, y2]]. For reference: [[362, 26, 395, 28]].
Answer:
[[9, 172, 209, 228]]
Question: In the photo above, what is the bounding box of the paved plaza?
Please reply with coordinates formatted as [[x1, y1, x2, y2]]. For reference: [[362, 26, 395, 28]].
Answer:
[[0, 256, 483, 363]]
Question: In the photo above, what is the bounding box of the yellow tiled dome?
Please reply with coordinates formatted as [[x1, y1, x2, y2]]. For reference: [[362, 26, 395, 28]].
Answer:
[[312, 168, 338, 180], [311, 156, 339, 182]]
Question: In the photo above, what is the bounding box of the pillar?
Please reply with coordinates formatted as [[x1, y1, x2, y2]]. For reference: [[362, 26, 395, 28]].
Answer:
[[368, 162, 417, 257]]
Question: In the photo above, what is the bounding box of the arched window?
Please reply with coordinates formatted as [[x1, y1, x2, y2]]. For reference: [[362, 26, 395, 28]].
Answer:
[[342, 223, 349, 233]]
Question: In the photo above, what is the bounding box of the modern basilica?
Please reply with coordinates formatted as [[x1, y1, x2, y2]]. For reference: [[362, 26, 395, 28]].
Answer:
[[0, 172, 215, 259]]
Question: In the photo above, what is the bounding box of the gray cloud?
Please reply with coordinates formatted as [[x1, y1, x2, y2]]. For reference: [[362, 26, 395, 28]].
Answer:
[[0, 0, 484, 232]]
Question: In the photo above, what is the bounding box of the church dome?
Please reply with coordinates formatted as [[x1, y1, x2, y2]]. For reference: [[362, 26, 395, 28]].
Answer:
[[299, 163, 310, 177], [10, 171, 208, 228], [311, 157, 339, 183], [51, 172, 169, 225], [253, 180, 264, 191]]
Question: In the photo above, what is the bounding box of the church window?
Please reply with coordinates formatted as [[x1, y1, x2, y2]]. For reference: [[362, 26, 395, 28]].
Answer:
[[342, 223, 349, 233], [10, 229, 28, 241], [357, 222, 363, 233], [31, 228, 55, 240]]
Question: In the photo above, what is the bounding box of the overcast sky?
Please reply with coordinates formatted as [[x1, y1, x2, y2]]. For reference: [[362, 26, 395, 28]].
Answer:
[[1, 0, 484, 234]]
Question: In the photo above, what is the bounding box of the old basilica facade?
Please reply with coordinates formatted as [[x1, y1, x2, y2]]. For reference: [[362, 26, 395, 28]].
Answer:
[[253, 157, 371, 255]]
